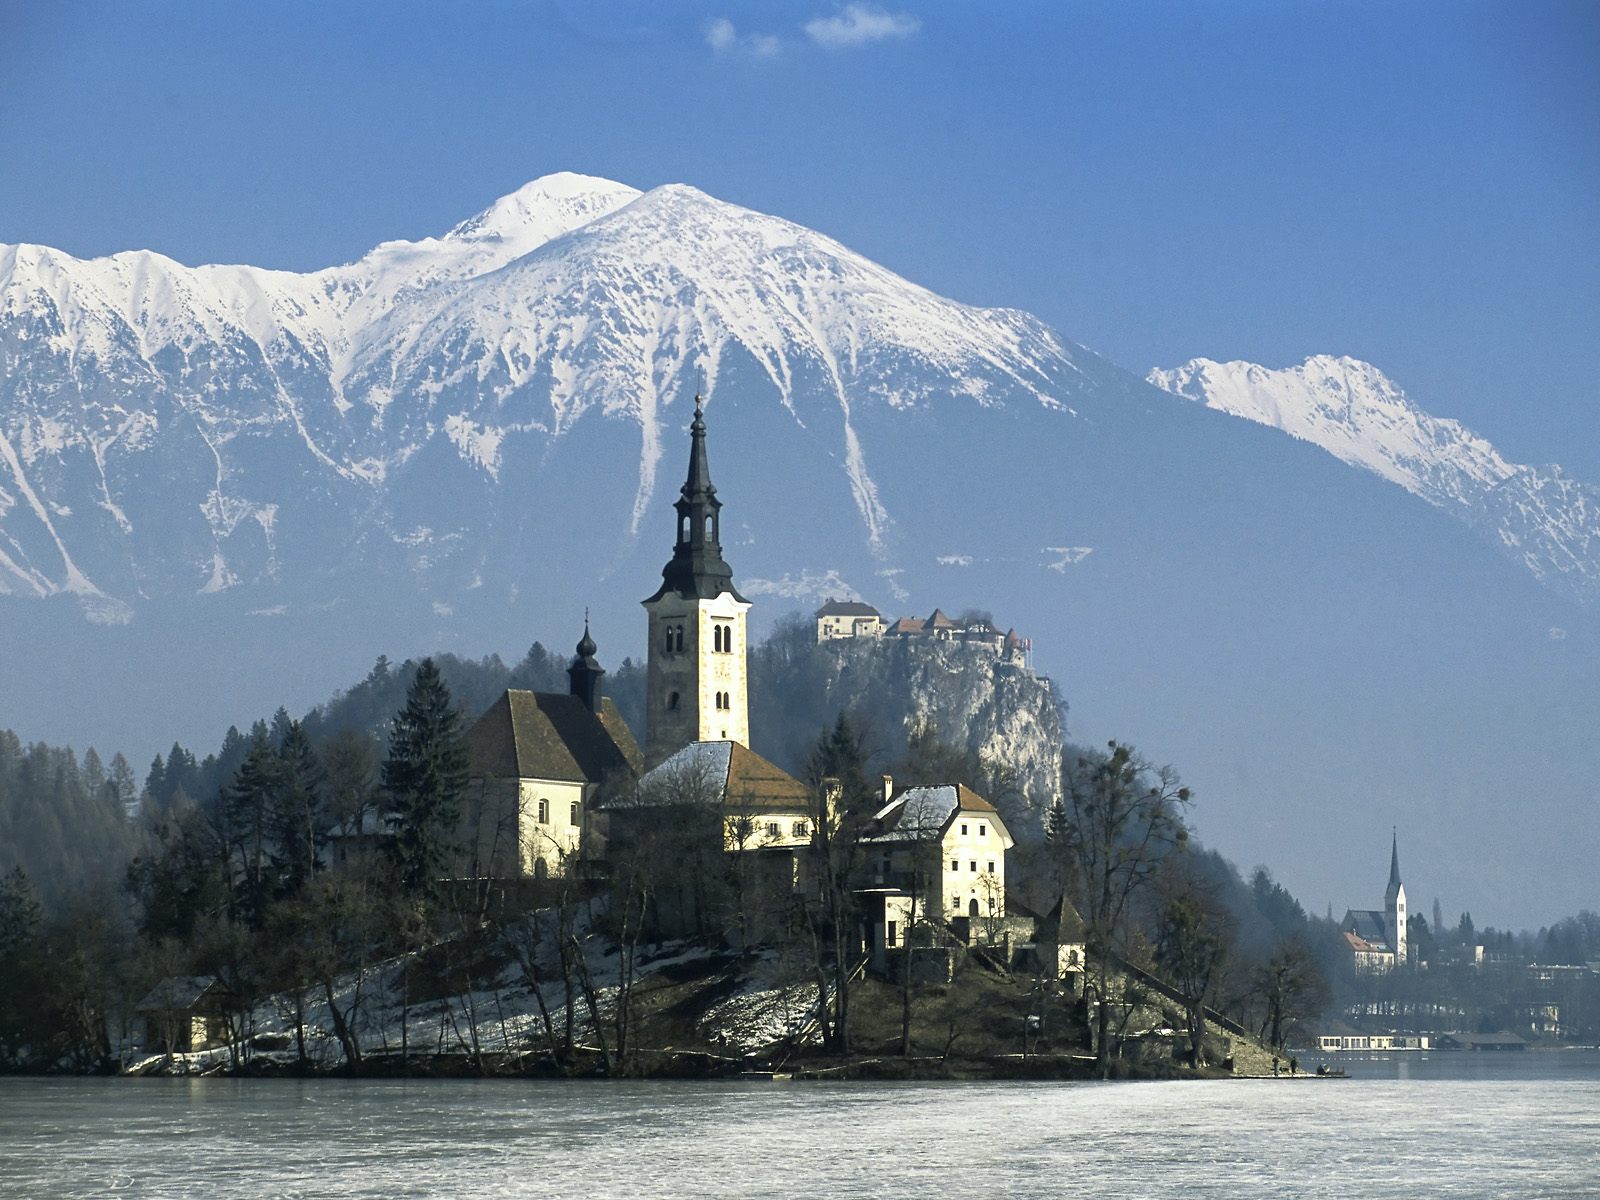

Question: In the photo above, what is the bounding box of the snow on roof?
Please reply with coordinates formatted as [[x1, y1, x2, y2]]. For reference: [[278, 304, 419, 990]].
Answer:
[[627, 741, 809, 811], [865, 783, 1003, 843]]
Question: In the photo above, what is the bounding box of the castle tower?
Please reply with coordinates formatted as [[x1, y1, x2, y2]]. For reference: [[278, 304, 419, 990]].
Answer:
[[1385, 829, 1408, 966], [642, 397, 750, 766]]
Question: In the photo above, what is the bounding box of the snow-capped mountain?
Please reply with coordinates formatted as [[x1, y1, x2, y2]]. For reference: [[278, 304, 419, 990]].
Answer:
[[0, 172, 1102, 616], [1148, 356, 1599, 603], [5, 173, 1597, 928]]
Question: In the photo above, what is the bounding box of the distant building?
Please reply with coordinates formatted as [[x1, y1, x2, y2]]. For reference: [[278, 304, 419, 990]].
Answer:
[[135, 976, 235, 1054], [815, 599, 884, 641], [1342, 832, 1408, 974]]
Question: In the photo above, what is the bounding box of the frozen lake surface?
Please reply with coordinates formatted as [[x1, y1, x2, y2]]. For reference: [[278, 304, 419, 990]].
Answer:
[[2, 1052, 1597, 1198]]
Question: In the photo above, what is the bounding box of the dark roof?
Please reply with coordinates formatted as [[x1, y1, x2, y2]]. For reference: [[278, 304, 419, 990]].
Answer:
[[816, 599, 880, 618], [626, 740, 810, 811], [466, 690, 641, 785], [886, 617, 925, 635], [1440, 1031, 1528, 1048], [1040, 896, 1088, 942], [643, 398, 747, 604], [135, 976, 227, 1012], [925, 608, 956, 629], [1389, 830, 1403, 891], [1343, 909, 1390, 947]]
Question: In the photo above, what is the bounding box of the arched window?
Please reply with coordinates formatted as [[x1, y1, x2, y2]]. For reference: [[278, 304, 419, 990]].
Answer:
[[705, 514, 715, 538], [668, 691, 680, 711], [969, 898, 980, 918]]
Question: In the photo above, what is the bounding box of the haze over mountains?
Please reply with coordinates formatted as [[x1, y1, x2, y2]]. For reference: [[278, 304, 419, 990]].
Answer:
[[2, 173, 1594, 926]]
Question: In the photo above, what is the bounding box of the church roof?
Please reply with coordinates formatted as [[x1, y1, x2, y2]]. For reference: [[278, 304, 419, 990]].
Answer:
[[864, 783, 1010, 845], [816, 599, 880, 617], [1342, 909, 1390, 948], [626, 740, 810, 812], [1389, 830, 1403, 890], [465, 690, 641, 786]]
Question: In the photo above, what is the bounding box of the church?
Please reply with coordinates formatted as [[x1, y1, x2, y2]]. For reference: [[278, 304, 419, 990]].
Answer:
[[1341, 833, 1408, 974], [457, 397, 1012, 944]]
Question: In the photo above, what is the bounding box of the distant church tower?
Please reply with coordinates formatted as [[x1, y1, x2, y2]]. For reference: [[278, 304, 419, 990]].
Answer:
[[1385, 830, 1408, 966], [642, 398, 750, 766]]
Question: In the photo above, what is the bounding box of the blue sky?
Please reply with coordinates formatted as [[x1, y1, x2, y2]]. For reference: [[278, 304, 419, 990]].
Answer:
[[2, 1, 1595, 473]]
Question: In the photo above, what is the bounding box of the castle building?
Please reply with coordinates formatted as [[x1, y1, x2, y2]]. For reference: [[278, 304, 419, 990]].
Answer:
[[641, 398, 751, 766], [1341, 832, 1408, 974], [815, 599, 884, 641]]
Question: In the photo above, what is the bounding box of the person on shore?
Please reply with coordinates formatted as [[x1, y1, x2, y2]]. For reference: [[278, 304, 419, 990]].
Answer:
[[1272, 1057, 1280, 1077], [1290, 1056, 1299, 1075]]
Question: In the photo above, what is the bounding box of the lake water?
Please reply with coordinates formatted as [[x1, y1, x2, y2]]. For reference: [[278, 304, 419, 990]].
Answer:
[[2, 1052, 1597, 1198]]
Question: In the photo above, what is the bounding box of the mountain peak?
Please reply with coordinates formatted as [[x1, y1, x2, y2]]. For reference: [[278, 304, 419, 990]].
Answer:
[[443, 173, 640, 249]]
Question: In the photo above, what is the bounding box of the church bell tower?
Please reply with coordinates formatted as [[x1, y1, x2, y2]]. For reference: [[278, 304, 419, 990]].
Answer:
[[1385, 830, 1408, 966], [642, 397, 751, 766]]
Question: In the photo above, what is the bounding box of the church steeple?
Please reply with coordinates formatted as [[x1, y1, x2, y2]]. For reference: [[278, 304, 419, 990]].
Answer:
[[644, 397, 746, 604], [1388, 829, 1403, 893], [641, 395, 752, 767], [567, 615, 605, 714]]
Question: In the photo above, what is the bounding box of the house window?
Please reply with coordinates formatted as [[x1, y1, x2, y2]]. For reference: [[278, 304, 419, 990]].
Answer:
[[961, 823, 968, 836], [766, 822, 781, 838], [950, 859, 959, 872], [987, 861, 995, 874], [979, 823, 987, 837], [538, 798, 549, 824], [887, 920, 898, 948], [571, 802, 581, 826], [970, 861, 977, 872], [792, 820, 809, 838]]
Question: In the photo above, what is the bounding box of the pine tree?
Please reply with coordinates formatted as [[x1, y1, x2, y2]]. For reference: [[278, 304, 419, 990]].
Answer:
[[224, 731, 287, 924], [271, 720, 325, 891], [383, 658, 468, 901]]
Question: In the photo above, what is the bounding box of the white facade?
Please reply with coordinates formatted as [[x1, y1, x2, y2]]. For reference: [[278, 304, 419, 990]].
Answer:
[[644, 589, 751, 764]]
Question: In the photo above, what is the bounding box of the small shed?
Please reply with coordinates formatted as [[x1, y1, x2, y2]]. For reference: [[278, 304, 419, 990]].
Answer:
[[135, 976, 235, 1054]]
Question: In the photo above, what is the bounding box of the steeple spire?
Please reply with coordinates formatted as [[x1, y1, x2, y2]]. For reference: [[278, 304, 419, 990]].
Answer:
[[1389, 827, 1402, 890], [644, 395, 746, 604]]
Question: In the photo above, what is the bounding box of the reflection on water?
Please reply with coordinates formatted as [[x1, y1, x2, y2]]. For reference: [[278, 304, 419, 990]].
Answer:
[[2, 1053, 1597, 1199]]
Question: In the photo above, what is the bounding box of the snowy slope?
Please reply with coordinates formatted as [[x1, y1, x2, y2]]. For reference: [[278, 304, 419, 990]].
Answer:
[[2, 176, 1595, 620], [1149, 355, 1599, 603]]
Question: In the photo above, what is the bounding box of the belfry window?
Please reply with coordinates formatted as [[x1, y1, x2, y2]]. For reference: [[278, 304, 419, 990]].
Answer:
[[668, 691, 680, 711]]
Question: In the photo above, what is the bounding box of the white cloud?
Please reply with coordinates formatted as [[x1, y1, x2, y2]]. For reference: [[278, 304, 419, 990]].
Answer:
[[247, 605, 288, 618], [707, 17, 780, 57], [803, 4, 920, 48], [432, 601, 455, 617], [1043, 546, 1094, 572], [1549, 626, 1568, 640], [936, 554, 973, 567]]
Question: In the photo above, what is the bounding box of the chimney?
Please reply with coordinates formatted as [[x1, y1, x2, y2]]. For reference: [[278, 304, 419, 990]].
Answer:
[[881, 774, 894, 806]]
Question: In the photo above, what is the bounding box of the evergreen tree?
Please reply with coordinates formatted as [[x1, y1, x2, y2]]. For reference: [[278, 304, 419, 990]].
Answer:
[[224, 731, 287, 924], [383, 658, 468, 901], [272, 720, 326, 890]]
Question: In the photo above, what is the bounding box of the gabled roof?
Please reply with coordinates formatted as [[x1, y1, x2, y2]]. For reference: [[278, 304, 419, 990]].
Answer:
[[1343, 909, 1390, 947], [466, 690, 641, 786], [135, 975, 228, 1012], [886, 617, 925, 635], [625, 740, 810, 812], [925, 608, 957, 629], [1038, 896, 1088, 942], [816, 599, 881, 618], [864, 783, 1010, 845], [1343, 930, 1386, 954]]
